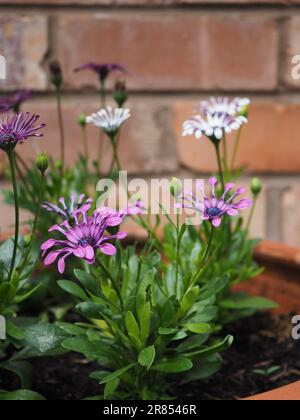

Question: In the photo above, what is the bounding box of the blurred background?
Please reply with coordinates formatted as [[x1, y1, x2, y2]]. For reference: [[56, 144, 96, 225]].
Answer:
[[0, 0, 300, 246]]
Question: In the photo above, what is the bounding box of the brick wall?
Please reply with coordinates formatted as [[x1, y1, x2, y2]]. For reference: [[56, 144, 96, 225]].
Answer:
[[0, 0, 300, 246]]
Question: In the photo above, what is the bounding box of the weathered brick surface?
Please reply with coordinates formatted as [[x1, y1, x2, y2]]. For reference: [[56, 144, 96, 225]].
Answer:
[[7, 96, 178, 174], [284, 16, 300, 88], [175, 101, 300, 173], [54, 14, 278, 92], [0, 15, 48, 91], [283, 181, 300, 247]]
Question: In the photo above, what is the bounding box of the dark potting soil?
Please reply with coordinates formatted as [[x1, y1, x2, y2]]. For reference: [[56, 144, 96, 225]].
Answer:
[[1, 312, 299, 400]]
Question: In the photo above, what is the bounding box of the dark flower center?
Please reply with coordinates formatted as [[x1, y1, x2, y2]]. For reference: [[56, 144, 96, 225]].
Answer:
[[207, 207, 221, 217], [0, 132, 17, 143], [79, 238, 89, 246]]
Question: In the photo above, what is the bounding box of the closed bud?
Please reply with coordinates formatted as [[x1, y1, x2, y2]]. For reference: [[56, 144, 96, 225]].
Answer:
[[36, 153, 49, 174], [24, 234, 32, 247], [251, 177, 262, 196], [170, 177, 182, 198], [240, 104, 249, 119], [78, 114, 87, 128], [49, 61, 63, 88], [113, 79, 128, 108]]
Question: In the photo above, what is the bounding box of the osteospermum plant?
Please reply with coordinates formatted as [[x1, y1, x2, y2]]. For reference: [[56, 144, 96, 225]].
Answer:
[[0, 77, 277, 400]]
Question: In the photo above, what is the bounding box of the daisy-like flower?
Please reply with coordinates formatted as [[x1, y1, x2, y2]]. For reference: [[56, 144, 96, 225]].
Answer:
[[42, 194, 93, 221], [0, 90, 32, 114], [199, 97, 250, 116], [86, 107, 131, 138], [182, 111, 247, 142], [177, 177, 252, 228], [0, 112, 45, 151], [41, 205, 127, 274], [74, 63, 126, 83]]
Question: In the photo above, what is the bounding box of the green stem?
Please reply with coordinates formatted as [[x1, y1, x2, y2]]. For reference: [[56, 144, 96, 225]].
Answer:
[[223, 134, 228, 168], [111, 135, 121, 172], [7, 149, 19, 282], [98, 81, 106, 174], [20, 173, 45, 273], [55, 86, 65, 174], [191, 225, 214, 285], [214, 142, 225, 190], [231, 127, 242, 173], [98, 260, 123, 309], [175, 212, 180, 295], [82, 126, 89, 161], [245, 196, 257, 237]]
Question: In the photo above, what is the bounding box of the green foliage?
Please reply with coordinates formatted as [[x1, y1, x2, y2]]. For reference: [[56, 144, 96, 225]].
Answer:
[[57, 245, 234, 400]]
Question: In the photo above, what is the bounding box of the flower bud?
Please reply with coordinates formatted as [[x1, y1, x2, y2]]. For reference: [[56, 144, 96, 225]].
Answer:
[[49, 61, 63, 88], [113, 79, 128, 108], [24, 234, 32, 247], [240, 104, 249, 118], [251, 177, 262, 196], [36, 153, 49, 174], [78, 114, 87, 128], [170, 177, 182, 198]]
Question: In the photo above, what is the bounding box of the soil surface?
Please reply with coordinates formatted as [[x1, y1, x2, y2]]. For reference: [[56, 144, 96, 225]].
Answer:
[[1, 313, 300, 400]]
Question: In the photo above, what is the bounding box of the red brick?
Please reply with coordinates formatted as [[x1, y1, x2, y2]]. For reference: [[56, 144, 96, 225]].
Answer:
[[54, 14, 278, 92], [174, 100, 300, 173], [284, 17, 300, 88], [0, 16, 48, 91], [0, 95, 177, 175]]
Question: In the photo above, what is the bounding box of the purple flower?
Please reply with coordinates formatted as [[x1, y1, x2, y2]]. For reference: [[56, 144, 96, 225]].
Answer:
[[41, 205, 127, 274], [42, 194, 93, 221], [0, 90, 31, 114], [178, 177, 253, 228], [74, 63, 126, 82], [0, 112, 45, 151]]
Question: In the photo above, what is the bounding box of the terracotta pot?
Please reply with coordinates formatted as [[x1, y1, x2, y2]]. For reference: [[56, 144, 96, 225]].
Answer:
[[239, 240, 300, 400]]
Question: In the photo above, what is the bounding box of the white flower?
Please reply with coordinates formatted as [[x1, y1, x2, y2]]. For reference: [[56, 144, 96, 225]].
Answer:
[[183, 112, 247, 141], [86, 107, 131, 136], [199, 97, 250, 116]]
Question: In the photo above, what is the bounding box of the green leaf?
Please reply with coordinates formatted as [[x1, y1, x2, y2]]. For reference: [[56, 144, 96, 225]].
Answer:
[[100, 363, 136, 384], [140, 302, 151, 343], [0, 390, 45, 400], [125, 311, 141, 345], [183, 323, 211, 334], [24, 323, 69, 355], [185, 335, 234, 358], [0, 361, 32, 389], [220, 294, 278, 310], [159, 327, 178, 335], [57, 280, 88, 301], [138, 346, 156, 369], [179, 286, 199, 316], [6, 319, 24, 340], [74, 269, 100, 296], [152, 357, 193, 373], [62, 336, 109, 358], [14, 284, 41, 304], [104, 378, 120, 400]]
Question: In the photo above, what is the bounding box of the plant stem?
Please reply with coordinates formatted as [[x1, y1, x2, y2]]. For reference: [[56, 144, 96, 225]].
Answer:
[[111, 135, 121, 172], [191, 225, 215, 285], [98, 81, 106, 174], [231, 127, 242, 173], [7, 149, 19, 282], [245, 196, 257, 237], [82, 126, 89, 161], [55, 86, 65, 174], [223, 133, 228, 167], [20, 173, 45, 274], [175, 212, 180, 295], [98, 260, 123, 309], [214, 142, 225, 190]]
